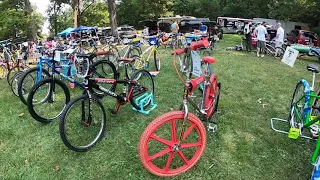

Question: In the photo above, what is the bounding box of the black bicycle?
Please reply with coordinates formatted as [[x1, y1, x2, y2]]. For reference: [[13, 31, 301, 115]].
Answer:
[[59, 58, 154, 152]]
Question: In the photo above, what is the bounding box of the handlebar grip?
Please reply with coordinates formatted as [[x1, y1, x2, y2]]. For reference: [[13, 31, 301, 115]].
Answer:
[[190, 40, 209, 50], [172, 48, 186, 55]]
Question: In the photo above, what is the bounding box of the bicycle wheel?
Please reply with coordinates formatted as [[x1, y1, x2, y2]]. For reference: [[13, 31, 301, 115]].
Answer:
[[204, 75, 220, 119], [153, 50, 161, 71], [10, 71, 24, 97], [276, 47, 285, 59], [7, 66, 23, 85], [60, 94, 106, 152], [27, 78, 70, 123], [138, 111, 206, 177], [18, 67, 51, 105], [127, 46, 142, 58], [288, 81, 305, 128], [0, 64, 7, 79], [89, 60, 117, 94], [129, 70, 154, 110], [266, 44, 276, 56]]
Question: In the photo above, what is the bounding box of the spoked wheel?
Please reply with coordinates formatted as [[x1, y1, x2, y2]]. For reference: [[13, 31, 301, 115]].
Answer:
[[108, 46, 119, 68], [266, 44, 276, 56], [27, 78, 70, 123], [153, 50, 161, 71], [139, 111, 206, 177], [89, 60, 117, 95], [7, 66, 23, 86], [129, 70, 154, 110], [288, 81, 305, 128], [127, 46, 142, 58], [0, 64, 8, 79], [17, 67, 51, 105], [60, 94, 106, 152], [10, 71, 24, 96], [276, 47, 285, 59]]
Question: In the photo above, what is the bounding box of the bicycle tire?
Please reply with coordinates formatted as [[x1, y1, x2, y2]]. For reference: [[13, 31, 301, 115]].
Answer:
[[89, 60, 117, 94], [266, 44, 276, 56], [18, 67, 51, 105], [27, 78, 70, 124], [0, 64, 7, 79], [138, 111, 206, 177], [129, 69, 154, 110], [59, 94, 106, 152], [7, 66, 22, 85], [10, 71, 24, 97], [153, 50, 161, 71], [127, 46, 142, 58], [288, 81, 305, 128], [204, 74, 219, 119]]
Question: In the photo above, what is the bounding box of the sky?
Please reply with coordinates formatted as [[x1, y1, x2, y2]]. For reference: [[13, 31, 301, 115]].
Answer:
[[30, 0, 51, 34]]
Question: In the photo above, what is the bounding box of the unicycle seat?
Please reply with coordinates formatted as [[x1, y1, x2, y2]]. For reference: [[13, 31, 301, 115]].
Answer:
[[307, 64, 320, 73]]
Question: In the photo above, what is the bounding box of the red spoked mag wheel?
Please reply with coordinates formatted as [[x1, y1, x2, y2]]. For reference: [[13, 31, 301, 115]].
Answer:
[[138, 111, 206, 177], [204, 74, 218, 119]]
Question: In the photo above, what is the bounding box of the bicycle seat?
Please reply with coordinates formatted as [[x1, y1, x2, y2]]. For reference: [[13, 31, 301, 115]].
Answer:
[[95, 51, 108, 56], [307, 64, 320, 73], [202, 56, 216, 64], [119, 57, 135, 62]]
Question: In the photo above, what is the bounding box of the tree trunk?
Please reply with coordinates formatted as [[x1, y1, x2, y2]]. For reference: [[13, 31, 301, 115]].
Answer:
[[107, 0, 118, 37], [73, 0, 81, 28], [25, 0, 36, 41]]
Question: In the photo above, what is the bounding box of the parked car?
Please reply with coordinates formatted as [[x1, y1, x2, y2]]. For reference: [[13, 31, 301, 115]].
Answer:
[[287, 29, 319, 46], [179, 18, 210, 33], [117, 25, 138, 39]]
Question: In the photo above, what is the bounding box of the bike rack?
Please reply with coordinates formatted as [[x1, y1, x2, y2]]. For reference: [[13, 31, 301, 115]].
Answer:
[[132, 93, 158, 115], [271, 117, 314, 140]]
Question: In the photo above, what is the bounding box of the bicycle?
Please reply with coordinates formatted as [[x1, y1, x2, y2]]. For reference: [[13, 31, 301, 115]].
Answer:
[[130, 36, 161, 74], [26, 49, 117, 123], [59, 61, 155, 152], [138, 40, 221, 176], [286, 64, 320, 179]]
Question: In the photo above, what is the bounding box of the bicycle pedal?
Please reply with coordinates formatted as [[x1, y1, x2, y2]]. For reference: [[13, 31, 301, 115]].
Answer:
[[288, 128, 300, 139], [108, 108, 118, 115], [207, 123, 217, 132]]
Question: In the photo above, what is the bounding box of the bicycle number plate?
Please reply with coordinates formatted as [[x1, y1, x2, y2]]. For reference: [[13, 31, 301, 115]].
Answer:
[[288, 128, 300, 139], [191, 51, 202, 77]]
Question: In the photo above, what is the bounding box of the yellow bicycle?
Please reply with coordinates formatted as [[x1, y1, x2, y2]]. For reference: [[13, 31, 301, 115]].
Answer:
[[130, 36, 161, 72]]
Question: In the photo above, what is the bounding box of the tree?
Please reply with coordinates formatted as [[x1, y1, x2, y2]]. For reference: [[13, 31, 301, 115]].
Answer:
[[107, 0, 117, 36]]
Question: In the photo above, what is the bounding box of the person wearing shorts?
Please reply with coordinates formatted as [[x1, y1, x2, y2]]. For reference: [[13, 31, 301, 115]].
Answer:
[[254, 22, 268, 57], [275, 23, 284, 57]]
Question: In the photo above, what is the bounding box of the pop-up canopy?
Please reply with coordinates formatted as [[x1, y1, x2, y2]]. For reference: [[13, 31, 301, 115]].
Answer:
[[57, 27, 75, 37]]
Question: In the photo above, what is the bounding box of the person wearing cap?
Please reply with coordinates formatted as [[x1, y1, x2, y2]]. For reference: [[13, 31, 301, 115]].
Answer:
[[254, 22, 268, 57], [244, 21, 253, 52], [275, 23, 284, 57]]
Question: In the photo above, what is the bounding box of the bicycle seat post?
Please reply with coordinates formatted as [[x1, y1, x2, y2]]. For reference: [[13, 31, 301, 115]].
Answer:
[[311, 71, 316, 91]]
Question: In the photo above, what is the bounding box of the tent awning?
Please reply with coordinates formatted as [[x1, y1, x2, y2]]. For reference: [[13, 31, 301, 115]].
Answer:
[[71, 26, 96, 32], [57, 27, 75, 36]]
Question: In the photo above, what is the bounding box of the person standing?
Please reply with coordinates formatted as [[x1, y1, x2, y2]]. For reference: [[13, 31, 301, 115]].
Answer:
[[275, 23, 284, 57], [254, 22, 268, 57], [244, 22, 253, 52], [199, 23, 208, 35], [140, 25, 149, 44], [171, 21, 179, 48]]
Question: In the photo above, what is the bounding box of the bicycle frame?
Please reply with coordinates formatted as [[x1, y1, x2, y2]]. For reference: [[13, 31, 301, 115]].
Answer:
[[134, 44, 157, 69]]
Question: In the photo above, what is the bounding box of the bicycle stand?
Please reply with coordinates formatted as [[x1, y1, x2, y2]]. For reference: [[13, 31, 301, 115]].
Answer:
[[271, 118, 313, 140], [149, 71, 160, 77], [132, 93, 158, 115]]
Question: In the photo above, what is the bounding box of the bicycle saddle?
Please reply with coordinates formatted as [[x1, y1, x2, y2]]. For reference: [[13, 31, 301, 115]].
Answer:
[[77, 54, 93, 59], [202, 56, 216, 64], [307, 64, 320, 73]]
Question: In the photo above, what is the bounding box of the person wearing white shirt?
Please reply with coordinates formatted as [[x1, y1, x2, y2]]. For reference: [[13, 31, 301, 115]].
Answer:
[[254, 22, 268, 57], [275, 23, 284, 57], [140, 26, 149, 44]]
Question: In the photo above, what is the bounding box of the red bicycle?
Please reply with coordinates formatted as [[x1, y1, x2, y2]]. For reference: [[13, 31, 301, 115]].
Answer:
[[138, 40, 221, 176]]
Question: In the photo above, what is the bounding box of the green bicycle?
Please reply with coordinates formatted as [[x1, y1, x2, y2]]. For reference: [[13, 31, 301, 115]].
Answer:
[[287, 64, 320, 179]]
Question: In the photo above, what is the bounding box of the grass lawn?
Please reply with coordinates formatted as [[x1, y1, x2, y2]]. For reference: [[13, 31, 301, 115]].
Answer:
[[0, 34, 319, 179]]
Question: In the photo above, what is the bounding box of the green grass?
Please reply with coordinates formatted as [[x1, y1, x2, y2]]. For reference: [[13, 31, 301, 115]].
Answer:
[[0, 34, 319, 179]]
